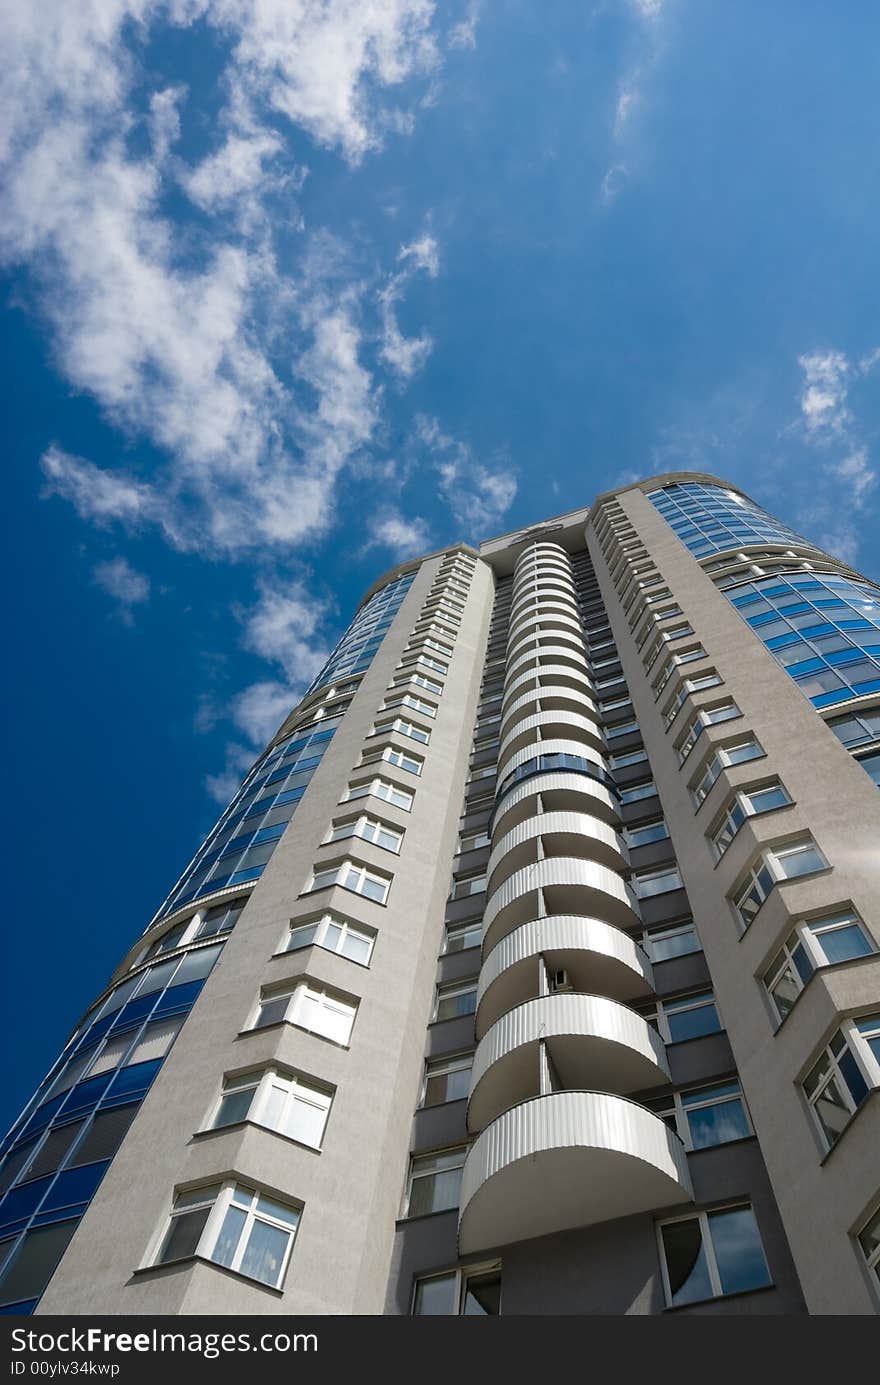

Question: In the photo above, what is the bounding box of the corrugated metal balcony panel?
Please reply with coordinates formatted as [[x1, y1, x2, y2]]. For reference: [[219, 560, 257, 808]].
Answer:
[[475, 914, 653, 1037], [458, 1090, 692, 1253], [467, 992, 669, 1131], [491, 771, 619, 837], [483, 856, 640, 952], [486, 811, 627, 892]]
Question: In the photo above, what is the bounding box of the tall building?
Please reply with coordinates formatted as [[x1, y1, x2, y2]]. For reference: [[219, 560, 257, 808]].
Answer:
[[3, 471, 879, 1317]]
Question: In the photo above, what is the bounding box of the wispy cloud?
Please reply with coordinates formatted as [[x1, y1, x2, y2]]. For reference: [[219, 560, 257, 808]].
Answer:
[[378, 232, 440, 380], [366, 509, 431, 557], [794, 349, 878, 514], [601, 0, 667, 202], [449, 0, 481, 51], [92, 555, 150, 624], [415, 414, 517, 536]]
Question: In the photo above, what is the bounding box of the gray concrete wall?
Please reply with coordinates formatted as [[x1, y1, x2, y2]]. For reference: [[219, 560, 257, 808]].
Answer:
[[38, 551, 495, 1315], [586, 484, 880, 1314]]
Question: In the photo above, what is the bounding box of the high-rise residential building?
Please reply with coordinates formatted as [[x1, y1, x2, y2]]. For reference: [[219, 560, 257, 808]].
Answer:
[[3, 471, 880, 1317]]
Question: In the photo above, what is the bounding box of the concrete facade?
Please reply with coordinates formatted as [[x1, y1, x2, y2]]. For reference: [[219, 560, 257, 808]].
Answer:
[[1, 474, 877, 1315]]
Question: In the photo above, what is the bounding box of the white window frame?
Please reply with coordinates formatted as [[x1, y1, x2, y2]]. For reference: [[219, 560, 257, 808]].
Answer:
[[405, 1147, 467, 1217], [326, 813, 403, 854], [662, 672, 723, 729], [307, 856, 392, 904], [153, 1182, 300, 1288], [400, 651, 448, 675], [420, 1053, 474, 1108], [856, 1205, 880, 1294], [657, 1204, 770, 1307], [282, 912, 375, 966], [762, 909, 875, 1023], [676, 702, 741, 765], [624, 818, 669, 849], [433, 978, 478, 1022], [251, 980, 357, 1046], [732, 837, 828, 932], [384, 693, 437, 720], [393, 671, 444, 696], [648, 988, 721, 1044], [689, 736, 764, 807], [802, 1018, 880, 1150], [342, 775, 413, 811], [411, 1261, 501, 1315], [364, 744, 424, 776], [708, 781, 792, 859], [372, 715, 430, 745], [443, 917, 483, 953], [644, 920, 701, 962], [208, 1067, 333, 1149], [458, 830, 491, 854], [633, 864, 683, 898], [619, 778, 657, 804], [647, 1079, 751, 1151]]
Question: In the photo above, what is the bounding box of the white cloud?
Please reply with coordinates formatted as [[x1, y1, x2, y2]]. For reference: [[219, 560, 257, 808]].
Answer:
[[378, 232, 439, 380], [416, 415, 517, 536], [601, 162, 628, 203], [367, 509, 431, 557], [41, 445, 177, 535], [205, 741, 255, 805], [833, 448, 875, 507], [230, 680, 299, 745], [92, 555, 151, 623], [797, 350, 852, 438], [3, 2, 445, 563], [449, 2, 481, 50], [241, 579, 331, 685], [149, 85, 186, 165]]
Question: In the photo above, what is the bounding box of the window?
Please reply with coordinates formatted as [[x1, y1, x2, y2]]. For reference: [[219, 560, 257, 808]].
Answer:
[[400, 651, 448, 675], [625, 818, 669, 848], [663, 672, 723, 728], [342, 777, 413, 811], [649, 989, 721, 1043], [732, 837, 828, 931], [633, 865, 682, 898], [394, 671, 443, 695], [449, 871, 487, 900], [386, 693, 437, 719], [708, 781, 792, 858], [856, 1205, 880, 1293], [647, 1080, 751, 1149], [690, 737, 764, 807], [610, 748, 649, 769], [155, 1183, 300, 1288], [374, 745, 423, 776], [422, 1054, 473, 1107], [405, 1148, 467, 1217], [412, 1263, 501, 1315], [434, 979, 478, 1021], [307, 858, 391, 904], [284, 913, 375, 966], [444, 918, 483, 953], [327, 814, 402, 854], [606, 718, 640, 740], [252, 982, 357, 1046], [763, 910, 874, 1022], [459, 830, 491, 854], [802, 1016, 880, 1150], [646, 921, 701, 962], [619, 778, 657, 804], [658, 1205, 771, 1306], [210, 1069, 332, 1149], [677, 702, 741, 764], [372, 716, 430, 745]]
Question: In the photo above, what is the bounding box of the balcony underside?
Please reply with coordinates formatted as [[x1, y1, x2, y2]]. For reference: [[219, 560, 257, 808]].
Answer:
[[459, 1091, 692, 1254]]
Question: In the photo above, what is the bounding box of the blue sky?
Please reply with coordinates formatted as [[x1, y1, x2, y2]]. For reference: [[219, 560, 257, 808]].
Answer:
[[3, 0, 879, 1134]]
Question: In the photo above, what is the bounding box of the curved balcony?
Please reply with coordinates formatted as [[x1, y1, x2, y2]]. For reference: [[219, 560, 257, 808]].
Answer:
[[498, 711, 606, 774], [500, 688, 600, 741], [507, 624, 587, 666], [487, 811, 627, 893], [492, 770, 619, 837], [507, 608, 584, 649], [502, 664, 595, 709], [475, 915, 653, 1037], [512, 548, 571, 578], [510, 581, 577, 619], [458, 1091, 692, 1253], [506, 644, 590, 684], [468, 993, 669, 1131], [483, 856, 639, 954], [493, 752, 618, 826], [500, 737, 609, 783]]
